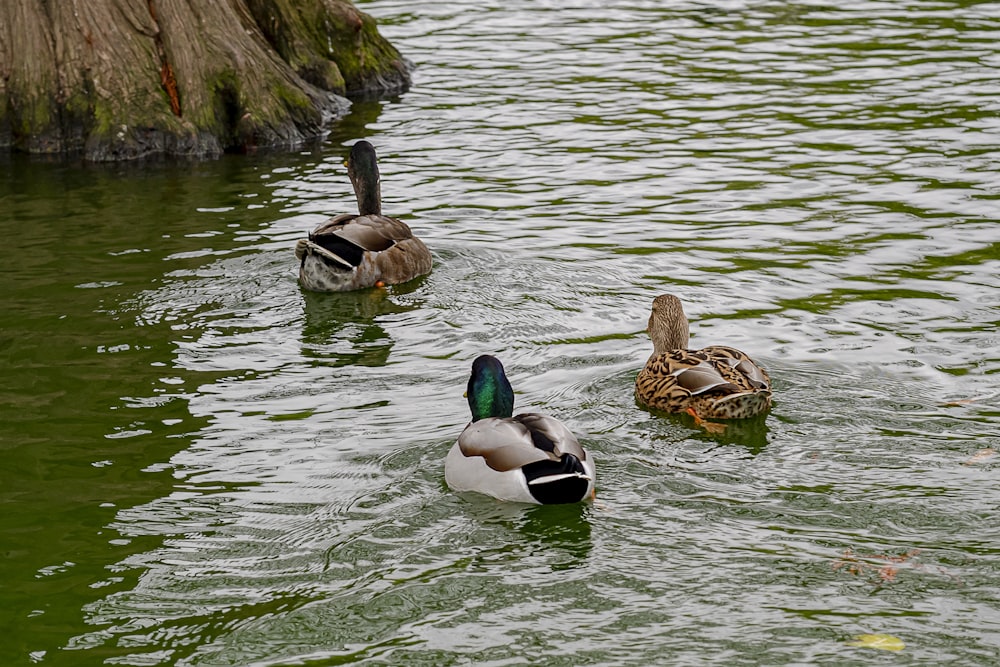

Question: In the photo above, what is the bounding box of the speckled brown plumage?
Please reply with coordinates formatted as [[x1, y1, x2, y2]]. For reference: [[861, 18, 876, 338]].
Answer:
[[635, 294, 772, 419]]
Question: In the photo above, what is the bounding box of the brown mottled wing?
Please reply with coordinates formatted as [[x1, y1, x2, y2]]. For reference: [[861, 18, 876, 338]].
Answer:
[[702, 346, 770, 391], [672, 364, 741, 395], [644, 349, 739, 395], [457, 418, 556, 472]]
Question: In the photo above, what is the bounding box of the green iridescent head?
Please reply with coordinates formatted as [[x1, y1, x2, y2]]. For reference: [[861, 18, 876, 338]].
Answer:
[[467, 355, 515, 421]]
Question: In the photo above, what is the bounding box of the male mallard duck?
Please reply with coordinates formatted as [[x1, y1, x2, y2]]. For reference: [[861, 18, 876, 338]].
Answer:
[[635, 294, 772, 419], [295, 141, 432, 292], [445, 355, 596, 504]]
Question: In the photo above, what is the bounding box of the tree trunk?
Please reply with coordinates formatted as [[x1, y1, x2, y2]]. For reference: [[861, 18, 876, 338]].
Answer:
[[0, 0, 409, 160]]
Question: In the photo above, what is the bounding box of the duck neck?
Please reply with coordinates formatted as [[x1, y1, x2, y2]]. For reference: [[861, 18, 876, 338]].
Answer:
[[649, 314, 689, 355], [347, 144, 383, 216], [353, 175, 382, 216]]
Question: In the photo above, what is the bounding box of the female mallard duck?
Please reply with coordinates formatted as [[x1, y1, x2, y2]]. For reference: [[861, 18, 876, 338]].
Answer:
[[295, 141, 432, 292], [635, 294, 772, 420], [445, 355, 596, 504]]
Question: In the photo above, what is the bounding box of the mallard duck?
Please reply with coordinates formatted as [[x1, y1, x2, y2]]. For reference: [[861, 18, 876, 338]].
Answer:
[[295, 141, 432, 292], [635, 294, 772, 419], [445, 355, 596, 504]]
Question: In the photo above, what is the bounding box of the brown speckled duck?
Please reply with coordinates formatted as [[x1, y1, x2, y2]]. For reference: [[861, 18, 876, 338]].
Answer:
[[295, 141, 432, 292], [635, 294, 772, 420]]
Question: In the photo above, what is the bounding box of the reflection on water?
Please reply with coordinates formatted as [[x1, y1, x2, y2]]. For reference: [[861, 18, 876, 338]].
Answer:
[[2, 0, 1000, 664], [301, 286, 423, 367], [638, 404, 773, 455]]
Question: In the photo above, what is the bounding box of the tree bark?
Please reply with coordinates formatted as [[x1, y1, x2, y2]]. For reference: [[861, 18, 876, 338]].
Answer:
[[0, 0, 409, 160]]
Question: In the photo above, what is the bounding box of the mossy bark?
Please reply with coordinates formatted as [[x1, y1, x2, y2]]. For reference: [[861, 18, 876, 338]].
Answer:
[[245, 0, 409, 96], [0, 0, 409, 160]]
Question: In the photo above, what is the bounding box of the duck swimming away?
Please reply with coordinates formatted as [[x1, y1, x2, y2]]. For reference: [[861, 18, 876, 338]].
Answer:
[[295, 141, 432, 292], [635, 294, 772, 420], [445, 355, 596, 504]]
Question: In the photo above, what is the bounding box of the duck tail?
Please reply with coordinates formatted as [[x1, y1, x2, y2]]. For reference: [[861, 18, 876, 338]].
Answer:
[[522, 454, 593, 504], [294, 238, 310, 262], [711, 391, 772, 419]]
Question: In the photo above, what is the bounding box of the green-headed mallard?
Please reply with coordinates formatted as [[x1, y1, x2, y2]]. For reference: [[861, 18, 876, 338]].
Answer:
[[445, 355, 596, 504], [295, 141, 432, 292], [635, 294, 772, 420]]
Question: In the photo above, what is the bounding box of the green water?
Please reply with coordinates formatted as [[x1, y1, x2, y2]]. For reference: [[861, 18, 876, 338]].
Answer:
[[2, 0, 999, 664]]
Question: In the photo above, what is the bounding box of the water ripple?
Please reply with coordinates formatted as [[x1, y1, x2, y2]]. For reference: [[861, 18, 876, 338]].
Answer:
[[15, 0, 997, 664]]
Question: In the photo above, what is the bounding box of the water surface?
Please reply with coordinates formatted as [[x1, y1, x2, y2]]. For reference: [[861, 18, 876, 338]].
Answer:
[[2, 0, 999, 664]]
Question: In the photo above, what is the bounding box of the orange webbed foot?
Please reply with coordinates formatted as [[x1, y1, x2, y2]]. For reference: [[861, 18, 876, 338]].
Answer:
[[686, 406, 727, 434], [685, 407, 708, 426]]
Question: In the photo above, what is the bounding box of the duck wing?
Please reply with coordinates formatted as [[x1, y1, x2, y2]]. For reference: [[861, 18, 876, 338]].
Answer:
[[457, 414, 585, 472], [307, 214, 415, 267], [672, 363, 741, 395], [642, 349, 741, 396], [513, 413, 589, 461], [702, 346, 771, 391]]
